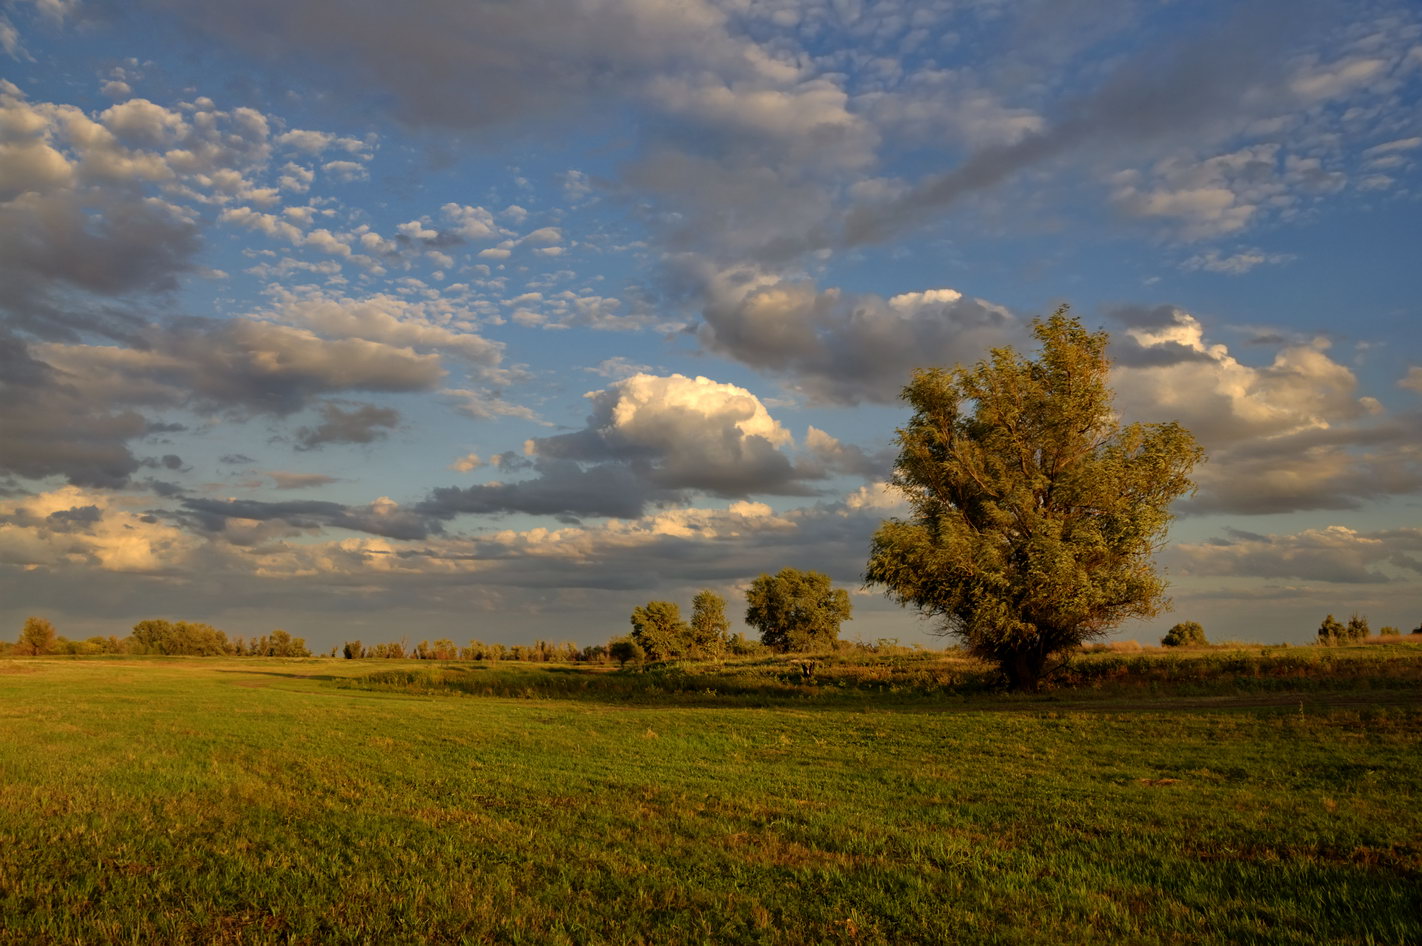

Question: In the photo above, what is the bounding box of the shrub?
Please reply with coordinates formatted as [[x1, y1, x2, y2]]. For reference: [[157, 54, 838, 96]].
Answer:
[[1161, 621, 1207, 647], [608, 637, 645, 667], [1317, 614, 1346, 645], [1346, 613, 1370, 641]]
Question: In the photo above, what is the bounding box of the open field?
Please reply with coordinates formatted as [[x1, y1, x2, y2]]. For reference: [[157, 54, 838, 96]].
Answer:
[[2, 647, 1420, 944]]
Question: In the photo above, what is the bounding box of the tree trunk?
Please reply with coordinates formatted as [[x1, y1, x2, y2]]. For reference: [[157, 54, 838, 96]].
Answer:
[[1005, 650, 1046, 692]]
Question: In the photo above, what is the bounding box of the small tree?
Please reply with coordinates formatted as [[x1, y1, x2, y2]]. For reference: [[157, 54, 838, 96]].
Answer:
[[1161, 621, 1207, 647], [865, 309, 1203, 691], [1345, 613, 1370, 642], [343, 640, 365, 659], [745, 568, 852, 653], [16, 617, 57, 656], [629, 601, 689, 661], [1317, 614, 1345, 644], [608, 636, 645, 667], [688, 590, 730, 657]]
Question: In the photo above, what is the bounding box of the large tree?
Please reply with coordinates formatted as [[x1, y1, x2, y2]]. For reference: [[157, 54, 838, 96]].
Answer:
[[865, 309, 1203, 691], [745, 568, 852, 653]]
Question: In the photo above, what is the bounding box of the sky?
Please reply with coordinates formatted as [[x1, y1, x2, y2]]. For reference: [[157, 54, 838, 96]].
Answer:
[[2, 0, 1420, 651]]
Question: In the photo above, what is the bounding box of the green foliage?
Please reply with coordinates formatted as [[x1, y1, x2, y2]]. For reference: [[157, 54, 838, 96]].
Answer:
[[630, 601, 690, 660], [866, 308, 1204, 691], [1161, 621, 1208, 647], [688, 589, 730, 657], [16, 616, 57, 656], [745, 567, 852, 653], [608, 636, 645, 666], [1318, 614, 1369, 645], [129, 618, 231, 656]]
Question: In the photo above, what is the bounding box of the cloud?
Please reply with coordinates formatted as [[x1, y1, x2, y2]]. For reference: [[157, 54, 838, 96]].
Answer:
[[532, 372, 807, 496], [449, 453, 482, 473], [294, 402, 400, 450], [422, 372, 857, 522], [268, 471, 339, 489], [1181, 247, 1296, 275], [36, 318, 444, 417], [418, 458, 669, 522], [1400, 367, 1422, 394], [1110, 305, 1422, 514], [694, 267, 1016, 404], [253, 286, 510, 375], [1173, 525, 1422, 585], [0, 331, 148, 487], [0, 485, 202, 572], [180, 495, 436, 541]]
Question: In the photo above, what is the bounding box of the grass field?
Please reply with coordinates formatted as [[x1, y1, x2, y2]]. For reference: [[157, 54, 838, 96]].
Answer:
[[2, 647, 1419, 944]]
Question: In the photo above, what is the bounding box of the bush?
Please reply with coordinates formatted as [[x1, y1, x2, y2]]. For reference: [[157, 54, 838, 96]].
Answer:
[[1317, 614, 1346, 645], [608, 637, 645, 667], [1345, 613, 1370, 641], [1161, 621, 1207, 647]]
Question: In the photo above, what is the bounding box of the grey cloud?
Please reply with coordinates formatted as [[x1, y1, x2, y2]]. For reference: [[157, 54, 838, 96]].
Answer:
[[418, 458, 673, 522], [0, 331, 146, 488], [833, 1, 1317, 255], [268, 471, 340, 490], [295, 402, 400, 450], [694, 272, 1017, 404], [220, 454, 256, 465], [149, 0, 749, 129], [41, 317, 444, 416], [1174, 525, 1422, 585], [180, 497, 437, 541], [0, 186, 201, 343], [45, 505, 103, 531]]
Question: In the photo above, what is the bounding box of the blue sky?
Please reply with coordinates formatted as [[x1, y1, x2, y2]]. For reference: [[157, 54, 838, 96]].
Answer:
[[2, 0, 1419, 650]]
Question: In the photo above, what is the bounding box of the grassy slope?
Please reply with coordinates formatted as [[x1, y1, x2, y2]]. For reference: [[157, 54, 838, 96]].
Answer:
[[0, 654, 1418, 945]]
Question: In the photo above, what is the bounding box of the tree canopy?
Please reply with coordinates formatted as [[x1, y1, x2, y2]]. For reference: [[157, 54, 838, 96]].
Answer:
[[865, 308, 1203, 690], [629, 600, 690, 661], [745, 568, 852, 653]]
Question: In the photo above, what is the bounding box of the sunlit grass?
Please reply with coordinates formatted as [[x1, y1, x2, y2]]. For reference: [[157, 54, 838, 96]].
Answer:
[[1, 653, 1418, 944]]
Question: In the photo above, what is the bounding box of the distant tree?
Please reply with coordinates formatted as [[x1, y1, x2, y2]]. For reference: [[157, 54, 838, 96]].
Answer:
[[629, 601, 690, 661], [689, 590, 730, 657], [343, 640, 365, 659], [1161, 621, 1208, 647], [130, 619, 230, 656], [1317, 614, 1346, 645], [16, 617, 57, 656], [864, 310, 1203, 691], [745, 568, 852, 653], [608, 636, 645, 667], [1345, 614, 1370, 641], [725, 632, 765, 656], [1378, 626, 1400, 637], [265, 629, 310, 657]]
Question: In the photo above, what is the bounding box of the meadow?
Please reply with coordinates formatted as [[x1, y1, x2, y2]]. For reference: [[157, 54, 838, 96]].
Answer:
[[1, 644, 1419, 944]]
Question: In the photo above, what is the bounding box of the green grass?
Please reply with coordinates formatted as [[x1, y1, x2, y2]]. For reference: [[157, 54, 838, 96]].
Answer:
[[1, 653, 1419, 944]]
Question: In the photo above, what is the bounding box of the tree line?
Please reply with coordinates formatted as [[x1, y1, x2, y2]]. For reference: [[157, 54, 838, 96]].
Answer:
[[6, 617, 312, 657]]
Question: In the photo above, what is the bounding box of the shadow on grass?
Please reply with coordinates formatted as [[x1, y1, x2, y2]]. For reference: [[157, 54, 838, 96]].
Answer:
[[325, 646, 1422, 713]]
